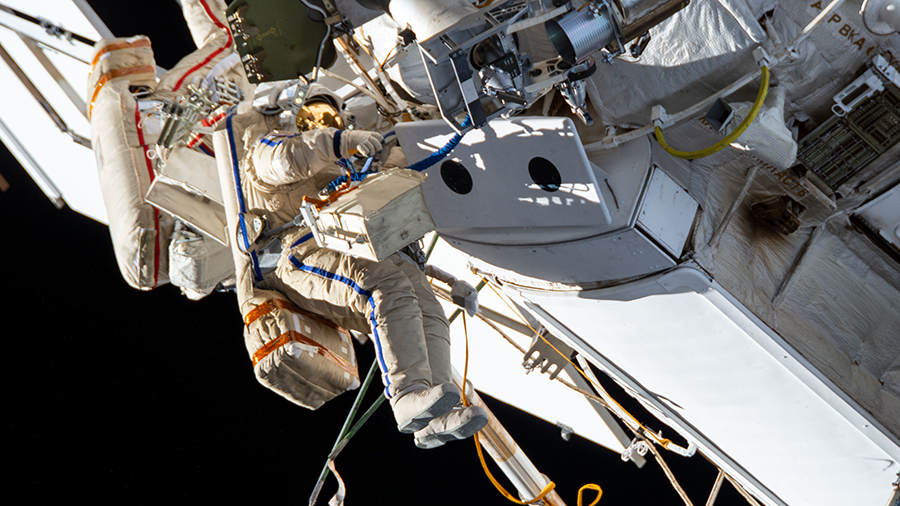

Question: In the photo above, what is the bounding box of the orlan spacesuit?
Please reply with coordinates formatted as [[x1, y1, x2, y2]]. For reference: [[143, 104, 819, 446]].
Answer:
[[214, 91, 487, 448], [89, 0, 249, 296]]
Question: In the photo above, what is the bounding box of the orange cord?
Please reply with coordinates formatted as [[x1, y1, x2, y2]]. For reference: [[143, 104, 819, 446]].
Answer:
[[302, 169, 359, 210]]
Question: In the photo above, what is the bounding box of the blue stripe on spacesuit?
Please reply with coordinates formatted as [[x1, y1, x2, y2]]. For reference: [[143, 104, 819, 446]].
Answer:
[[332, 129, 343, 158], [259, 137, 281, 148], [288, 254, 392, 397], [258, 133, 302, 149], [197, 143, 215, 157], [226, 115, 264, 282], [290, 233, 314, 248]]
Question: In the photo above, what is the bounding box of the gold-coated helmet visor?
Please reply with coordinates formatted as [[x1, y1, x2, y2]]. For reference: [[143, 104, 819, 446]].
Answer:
[[296, 100, 344, 131]]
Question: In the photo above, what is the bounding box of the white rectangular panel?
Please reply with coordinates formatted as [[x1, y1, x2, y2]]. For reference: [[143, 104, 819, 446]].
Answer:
[[518, 268, 900, 506], [636, 167, 697, 257]]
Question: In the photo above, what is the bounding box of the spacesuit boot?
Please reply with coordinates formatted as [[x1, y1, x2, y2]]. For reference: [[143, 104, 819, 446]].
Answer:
[[413, 404, 489, 449], [391, 383, 461, 433], [388, 254, 488, 443]]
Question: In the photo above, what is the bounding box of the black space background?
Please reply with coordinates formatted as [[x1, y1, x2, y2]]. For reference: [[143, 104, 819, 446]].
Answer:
[[0, 1, 747, 504]]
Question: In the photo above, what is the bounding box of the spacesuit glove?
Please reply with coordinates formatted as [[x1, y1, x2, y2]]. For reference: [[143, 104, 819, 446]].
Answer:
[[451, 280, 479, 317], [339, 130, 383, 158]]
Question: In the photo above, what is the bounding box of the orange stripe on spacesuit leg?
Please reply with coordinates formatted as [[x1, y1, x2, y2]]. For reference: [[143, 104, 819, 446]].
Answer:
[[88, 39, 152, 76], [88, 65, 156, 118], [251, 331, 358, 379]]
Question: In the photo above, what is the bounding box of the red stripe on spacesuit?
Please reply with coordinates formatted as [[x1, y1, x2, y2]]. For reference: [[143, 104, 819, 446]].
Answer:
[[185, 133, 204, 148], [134, 102, 160, 288], [185, 112, 228, 148], [203, 112, 228, 126], [171, 0, 234, 93]]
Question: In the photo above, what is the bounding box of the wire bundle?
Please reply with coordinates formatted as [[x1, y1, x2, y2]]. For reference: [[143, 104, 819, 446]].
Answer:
[[406, 116, 472, 172]]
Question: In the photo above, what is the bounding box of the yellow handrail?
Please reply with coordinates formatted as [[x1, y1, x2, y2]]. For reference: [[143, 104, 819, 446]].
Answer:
[[654, 65, 770, 160]]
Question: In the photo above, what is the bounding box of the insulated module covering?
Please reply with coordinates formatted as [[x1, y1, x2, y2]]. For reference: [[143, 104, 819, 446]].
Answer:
[[583, 0, 900, 129]]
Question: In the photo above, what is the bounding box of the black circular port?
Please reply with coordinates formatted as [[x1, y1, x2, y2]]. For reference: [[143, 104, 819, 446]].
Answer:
[[529, 157, 561, 192], [441, 160, 473, 195]]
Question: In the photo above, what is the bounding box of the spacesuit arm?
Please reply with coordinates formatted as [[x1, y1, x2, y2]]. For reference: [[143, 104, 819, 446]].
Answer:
[[251, 128, 383, 187]]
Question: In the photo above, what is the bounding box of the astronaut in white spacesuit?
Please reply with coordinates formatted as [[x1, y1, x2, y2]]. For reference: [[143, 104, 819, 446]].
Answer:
[[89, 0, 253, 292], [221, 95, 487, 448]]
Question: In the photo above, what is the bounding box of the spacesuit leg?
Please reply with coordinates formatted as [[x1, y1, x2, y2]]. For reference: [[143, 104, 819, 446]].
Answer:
[[385, 254, 487, 447], [272, 243, 463, 432], [391, 254, 452, 386], [387, 258, 489, 448], [272, 243, 435, 399]]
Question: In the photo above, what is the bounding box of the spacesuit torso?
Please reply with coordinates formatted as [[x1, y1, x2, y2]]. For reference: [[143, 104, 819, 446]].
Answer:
[[229, 111, 346, 230]]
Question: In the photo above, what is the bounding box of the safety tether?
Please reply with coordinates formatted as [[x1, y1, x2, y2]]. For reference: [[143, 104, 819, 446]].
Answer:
[[653, 66, 770, 160], [458, 313, 602, 506], [308, 359, 383, 506]]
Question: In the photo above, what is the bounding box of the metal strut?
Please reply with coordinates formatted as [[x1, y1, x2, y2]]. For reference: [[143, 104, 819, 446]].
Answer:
[[0, 3, 97, 45], [308, 359, 383, 506], [0, 41, 90, 148]]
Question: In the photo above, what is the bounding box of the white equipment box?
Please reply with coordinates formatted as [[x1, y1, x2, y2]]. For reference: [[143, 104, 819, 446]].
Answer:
[[301, 168, 436, 262]]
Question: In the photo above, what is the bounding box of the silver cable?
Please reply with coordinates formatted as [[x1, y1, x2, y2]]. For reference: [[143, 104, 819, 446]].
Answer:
[[298, 0, 333, 84]]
